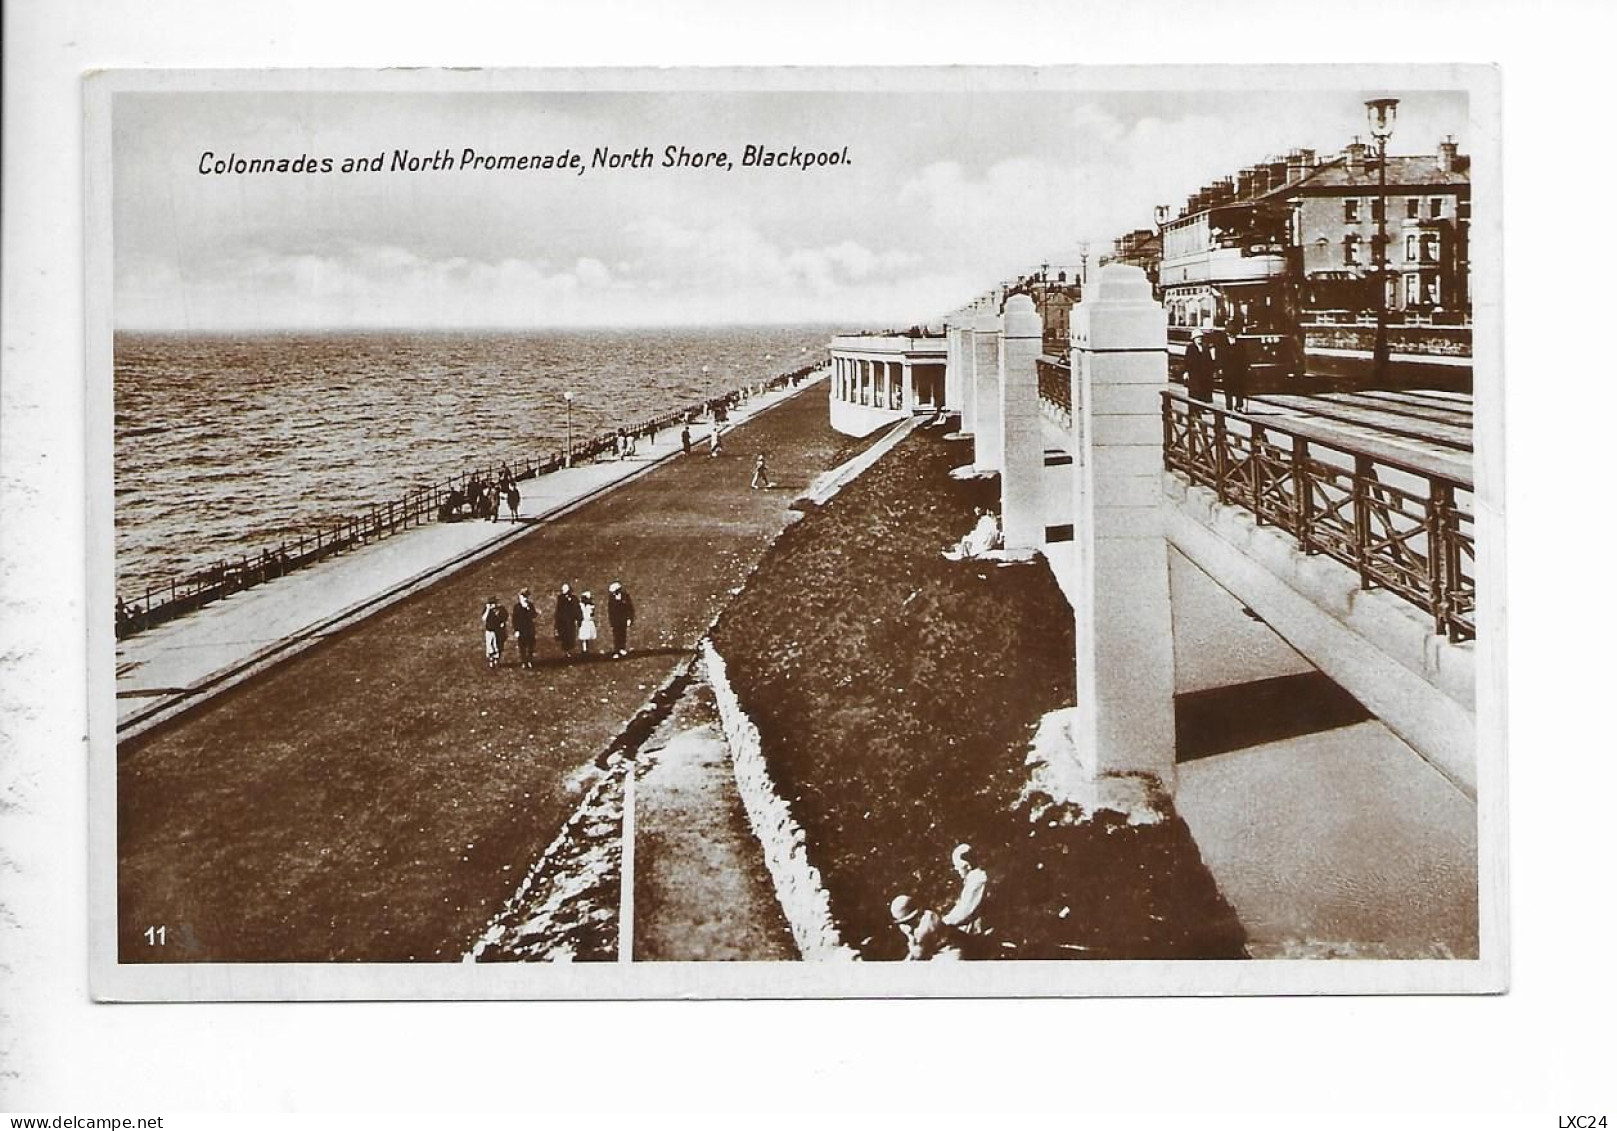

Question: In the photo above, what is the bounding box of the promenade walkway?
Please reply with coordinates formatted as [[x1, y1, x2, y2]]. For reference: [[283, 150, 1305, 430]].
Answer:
[[116, 378, 815, 737], [116, 376, 851, 964]]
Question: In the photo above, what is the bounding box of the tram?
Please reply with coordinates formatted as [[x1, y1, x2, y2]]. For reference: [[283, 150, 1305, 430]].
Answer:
[[1158, 199, 1303, 385]]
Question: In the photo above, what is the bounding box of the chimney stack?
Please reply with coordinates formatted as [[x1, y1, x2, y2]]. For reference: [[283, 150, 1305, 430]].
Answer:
[[1344, 137, 1367, 173], [1438, 135, 1459, 173]]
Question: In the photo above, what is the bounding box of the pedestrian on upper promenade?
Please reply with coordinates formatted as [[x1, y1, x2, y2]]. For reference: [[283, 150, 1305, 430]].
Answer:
[[941, 843, 989, 941], [607, 581, 635, 659], [681, 424, 693, 456], [1185, 329, 1217, 406], [481, 596, 508, 670], [577, 591, 599, 656], [751, 451, 772, 490], [554, 583, 582, 657], [889, 894, 961, 962], [1220, 319, 1251, 413], [511, 588, 538, 669]]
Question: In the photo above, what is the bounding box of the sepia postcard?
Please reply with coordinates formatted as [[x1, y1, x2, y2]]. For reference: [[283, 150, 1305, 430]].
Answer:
[[86, 64, 1506, 1000]]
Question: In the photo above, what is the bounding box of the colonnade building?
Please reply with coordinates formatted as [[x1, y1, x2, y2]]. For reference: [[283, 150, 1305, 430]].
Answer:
[[826, 331, 948, 437]]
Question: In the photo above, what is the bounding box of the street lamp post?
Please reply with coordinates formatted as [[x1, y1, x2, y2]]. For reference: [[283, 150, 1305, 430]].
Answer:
[[564, 391, 574, 467], [1366, 97, 1399, 386]]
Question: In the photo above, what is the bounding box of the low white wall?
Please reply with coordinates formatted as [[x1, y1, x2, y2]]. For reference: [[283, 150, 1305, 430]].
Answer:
[[799, 416, 922, 508], [702, 641, 859, 961], [830, 397, 906, 438]]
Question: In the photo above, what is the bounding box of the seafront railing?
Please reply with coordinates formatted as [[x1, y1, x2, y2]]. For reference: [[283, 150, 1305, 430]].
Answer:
[[116, 360, 825, 639], [1160, 389, 1476, 642]]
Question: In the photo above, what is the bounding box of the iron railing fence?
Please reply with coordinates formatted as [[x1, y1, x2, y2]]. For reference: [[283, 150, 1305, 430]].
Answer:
[[1037, 355, 1072, 419], [1161, 389, 1474, 642], [116, 360, 824, 639]]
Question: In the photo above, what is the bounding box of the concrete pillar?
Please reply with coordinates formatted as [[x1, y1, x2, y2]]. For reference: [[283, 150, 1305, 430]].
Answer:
[[1069, 264, 1176, 788], [998, 294, 1043, 552], [902, 360, 915, 411], [945, 324, 965, 411], [972, 308, 1003, 473], [960, 324, 978, 435]]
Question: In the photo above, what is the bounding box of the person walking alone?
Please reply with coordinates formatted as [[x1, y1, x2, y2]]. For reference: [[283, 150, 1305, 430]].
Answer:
[[511, 588, 538, 669], [681, 424, 692, 457], [607, 581, 635, 659], [751, 451, 772, 490]]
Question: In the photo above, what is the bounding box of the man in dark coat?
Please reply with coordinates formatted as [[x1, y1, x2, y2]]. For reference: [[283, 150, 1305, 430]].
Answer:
[[606, 581, 636, 659], [554, 583, 582, 657], [1220, 320, 1251, 412], [1185, 329, 1217, 406], [511, 588, 539, 669]]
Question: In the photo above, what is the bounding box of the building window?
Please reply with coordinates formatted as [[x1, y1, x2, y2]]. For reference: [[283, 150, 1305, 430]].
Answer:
[[1370, 198, 1384, 222], [1405, 234, 1418, 262], [1430, 198, 1445, 219], [1420, 233, 1440, 263], [1344, 198, 1360, 223], [1406, 275, 1421, 306], [1343, 234, 1361, 266], [1406, 198, 1421, 219]]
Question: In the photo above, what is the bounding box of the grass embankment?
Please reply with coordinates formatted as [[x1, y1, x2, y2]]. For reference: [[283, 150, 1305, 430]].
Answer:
[[711, 425, 1247, 961]]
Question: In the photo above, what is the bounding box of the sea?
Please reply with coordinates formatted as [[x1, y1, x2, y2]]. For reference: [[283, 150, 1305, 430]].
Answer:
[[114, 326, 834, 598]]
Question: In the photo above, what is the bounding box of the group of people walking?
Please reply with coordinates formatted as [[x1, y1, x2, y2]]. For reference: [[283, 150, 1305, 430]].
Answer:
[[480, 580, 636, 669], [443, 465, 521, 523], [1183, 321, 1251, 412]]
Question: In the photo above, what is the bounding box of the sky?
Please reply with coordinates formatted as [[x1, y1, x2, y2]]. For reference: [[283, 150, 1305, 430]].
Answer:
[[112, 82, 1472, 331]]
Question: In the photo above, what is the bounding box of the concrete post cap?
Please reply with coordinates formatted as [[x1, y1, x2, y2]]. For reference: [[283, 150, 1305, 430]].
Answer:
[[1090, 263, 1156, 305], [1002, 293, 1041, 338]]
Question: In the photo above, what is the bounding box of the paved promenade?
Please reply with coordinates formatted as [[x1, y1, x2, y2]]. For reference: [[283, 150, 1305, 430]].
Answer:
[[116, 378, 816, 736], [116, 376, 851, 964]]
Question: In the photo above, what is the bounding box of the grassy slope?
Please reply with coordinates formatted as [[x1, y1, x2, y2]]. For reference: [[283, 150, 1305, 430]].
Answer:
[[712, 426, 1247, 961]]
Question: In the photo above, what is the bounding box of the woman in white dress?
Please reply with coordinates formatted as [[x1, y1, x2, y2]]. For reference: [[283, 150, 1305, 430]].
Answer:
[[577, 591, 599, 654]]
